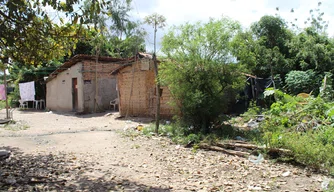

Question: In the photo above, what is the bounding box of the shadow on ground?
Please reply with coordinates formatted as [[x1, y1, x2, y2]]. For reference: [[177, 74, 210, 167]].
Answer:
[[0, 146, 170, 191], [8, 108, 166, 125], [11, 109, 115, 118]]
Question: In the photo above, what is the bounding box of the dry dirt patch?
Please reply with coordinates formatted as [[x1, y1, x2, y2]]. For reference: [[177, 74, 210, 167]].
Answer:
[[0, 109, 331, 191]]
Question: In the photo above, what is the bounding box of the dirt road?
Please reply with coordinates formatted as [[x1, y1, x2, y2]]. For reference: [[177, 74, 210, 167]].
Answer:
[[0, 109, 329, 191]]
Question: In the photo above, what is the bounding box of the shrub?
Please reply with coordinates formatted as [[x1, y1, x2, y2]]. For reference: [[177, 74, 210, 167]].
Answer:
[[160, 17, 245, 133], [255, 89, 334, 173], [285, 70, 321, 95]]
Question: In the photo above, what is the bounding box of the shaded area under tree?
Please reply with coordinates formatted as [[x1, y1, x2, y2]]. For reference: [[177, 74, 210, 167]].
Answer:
[[0, 146, 170, 191]]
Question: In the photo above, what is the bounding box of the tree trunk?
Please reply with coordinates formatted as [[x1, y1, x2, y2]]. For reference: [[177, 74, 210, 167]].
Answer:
[[154, 23, 160, 134], [94, 46, 100, 113]]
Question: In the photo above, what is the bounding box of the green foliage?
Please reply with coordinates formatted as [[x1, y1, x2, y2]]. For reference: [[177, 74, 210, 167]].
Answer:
[[251, 15, 291, 50], [278, 132, 334, 171], [285, 70, 321, 95], [0, 101, 6, 110], [240, 102, 261, 122], [1, 0, 89, 65], [232, 16, 292, 78], [185, 134, 201, 144], [77, 0, 146, 58], [253, 89, 334, 172], [142, 123, 192, 144], [231, 8, 334, 97], [1, 0, 136, 65], [287, 28, 334, 74], [161, 17, 244, 133]]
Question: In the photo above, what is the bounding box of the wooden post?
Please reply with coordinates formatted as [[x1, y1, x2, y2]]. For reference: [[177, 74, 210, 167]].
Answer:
[[3, 62, 9, 119]]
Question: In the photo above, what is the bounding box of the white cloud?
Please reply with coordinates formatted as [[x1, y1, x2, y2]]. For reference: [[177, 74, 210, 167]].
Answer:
[[130, 0, 334, 52]]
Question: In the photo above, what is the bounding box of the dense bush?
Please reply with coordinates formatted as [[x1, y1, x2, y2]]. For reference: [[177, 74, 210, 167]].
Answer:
[[160, 17, 245, 133], [284, 70, 321, 95], [253, 88, 334, 173]]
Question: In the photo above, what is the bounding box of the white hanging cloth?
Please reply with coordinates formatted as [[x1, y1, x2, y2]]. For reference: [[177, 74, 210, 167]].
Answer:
[[19, 81, 35, 101], [0, 84, 6, 100]]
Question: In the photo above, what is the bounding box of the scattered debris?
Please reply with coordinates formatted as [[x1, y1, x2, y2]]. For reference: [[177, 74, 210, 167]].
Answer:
[[248, 185, 262, 191], [248, 154, 264, 164], [104, 113, 113, 117], [235, 136, 247, 141], [247, 119, 259, 129], [198, 139, 293, 161], [136, 125, 143, 131], [321, 178, 332, 190], [0, 150, 11, 160], [199, 143, 249, 157], [282, 171, 291, 177]]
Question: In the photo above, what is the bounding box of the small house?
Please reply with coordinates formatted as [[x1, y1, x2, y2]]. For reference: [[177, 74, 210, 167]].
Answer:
[[111, 53, 173, 118], [46, 54, 130, 112]]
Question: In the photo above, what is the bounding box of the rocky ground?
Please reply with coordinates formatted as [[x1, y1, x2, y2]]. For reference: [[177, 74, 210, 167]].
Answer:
[[0, 109, 332, 191]]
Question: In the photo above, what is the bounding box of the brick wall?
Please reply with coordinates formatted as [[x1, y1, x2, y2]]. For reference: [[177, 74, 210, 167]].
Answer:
[[82, 60, 122, 80], [118, 60, 174, 118]]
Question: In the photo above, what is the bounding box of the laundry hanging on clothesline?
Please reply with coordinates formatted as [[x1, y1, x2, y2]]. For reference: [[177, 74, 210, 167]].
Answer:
[[0, 84, 6, 100], [19, 81, 35, 101]]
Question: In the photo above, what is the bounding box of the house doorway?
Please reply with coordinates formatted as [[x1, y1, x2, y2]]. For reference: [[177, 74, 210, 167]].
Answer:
[[72, 78, 78, 111]]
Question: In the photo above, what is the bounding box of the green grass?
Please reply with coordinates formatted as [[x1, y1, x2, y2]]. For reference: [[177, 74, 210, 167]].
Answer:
[[3, 120, 30, 131], [0, 101, 6, 110]]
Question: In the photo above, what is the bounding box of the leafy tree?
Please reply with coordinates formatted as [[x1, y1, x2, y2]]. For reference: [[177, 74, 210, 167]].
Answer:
[[230, 31, 257, 72], [287, 27, 334, 74], [73, 0, 146, 58], [107, 20, 147, 58], [160, 17, 244, 133], [251, 16, 290, 50], [0, 0, 124, 66], [252, 16, 292, 78], [232, 16, 293, 79], [144, 13, 166, 134]]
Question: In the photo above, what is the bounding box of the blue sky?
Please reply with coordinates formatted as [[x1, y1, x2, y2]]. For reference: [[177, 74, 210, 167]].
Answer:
[[129, 0, 334, 53]]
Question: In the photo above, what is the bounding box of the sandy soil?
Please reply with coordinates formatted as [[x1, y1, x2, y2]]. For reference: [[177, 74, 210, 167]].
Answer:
[[0, 109, 331, 191]]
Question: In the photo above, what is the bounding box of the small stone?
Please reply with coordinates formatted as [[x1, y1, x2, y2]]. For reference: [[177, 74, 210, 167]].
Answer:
[[282, 171, 291, 177], [248, 185, 262, 191]]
